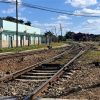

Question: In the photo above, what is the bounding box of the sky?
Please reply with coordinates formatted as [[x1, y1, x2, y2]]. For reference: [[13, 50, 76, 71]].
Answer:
[[0, 0, 100, 35]]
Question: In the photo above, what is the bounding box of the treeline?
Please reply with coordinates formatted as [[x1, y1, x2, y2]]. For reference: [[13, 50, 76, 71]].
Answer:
[[64, 31, 100, 41], [0, 16, 31, 26], [44, 31, 100, 43]]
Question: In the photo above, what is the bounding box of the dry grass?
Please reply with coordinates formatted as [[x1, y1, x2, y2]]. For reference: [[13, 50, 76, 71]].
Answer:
[[85, 50, 100, 62]]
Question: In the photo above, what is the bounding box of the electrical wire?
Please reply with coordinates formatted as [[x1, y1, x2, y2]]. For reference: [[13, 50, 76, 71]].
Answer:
[[0, 0, 100, 17]]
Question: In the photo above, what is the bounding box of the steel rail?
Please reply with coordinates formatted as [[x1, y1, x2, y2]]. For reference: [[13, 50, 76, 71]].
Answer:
[[0, 46, 68, 60], [26, 46, 89, 100], [0, 45, 77, 83]]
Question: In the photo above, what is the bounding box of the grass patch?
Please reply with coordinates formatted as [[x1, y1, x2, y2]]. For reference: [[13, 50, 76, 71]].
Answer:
[[85, 50, 100, 61], [50, 42, 66, 47], [0, 42, 66, 53]]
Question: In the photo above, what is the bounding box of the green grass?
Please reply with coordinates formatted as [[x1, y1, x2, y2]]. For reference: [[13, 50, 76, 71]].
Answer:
[[0, 42, 66, 53]]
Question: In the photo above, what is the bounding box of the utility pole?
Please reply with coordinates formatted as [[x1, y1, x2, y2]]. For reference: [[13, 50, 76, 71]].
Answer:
[[60, 23, 63, 41], [54, 26, 57, 36], [16, 0, 18, 47], [54, 26, 57, 42]]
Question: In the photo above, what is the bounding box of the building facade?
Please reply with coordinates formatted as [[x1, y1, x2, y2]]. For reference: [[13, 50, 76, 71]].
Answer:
[[0, 19, 42, 48]]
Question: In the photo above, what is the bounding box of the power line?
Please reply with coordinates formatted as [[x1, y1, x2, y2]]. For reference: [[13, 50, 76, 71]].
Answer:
[[0, 0, 100, 17], [21, 2, 100, 17]]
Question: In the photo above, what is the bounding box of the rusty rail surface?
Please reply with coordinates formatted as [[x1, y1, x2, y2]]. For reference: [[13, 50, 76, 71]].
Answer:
[[26, 46, 89, 100], [0, 45, 77, 83], [0, 46, 68, 60]]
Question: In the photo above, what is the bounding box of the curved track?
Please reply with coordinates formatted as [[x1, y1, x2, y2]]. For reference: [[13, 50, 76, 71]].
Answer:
[[0, 46, 68, 60], [26, 45, 89, 100], [0, 45, 74, 83], [0, 44, 90, 100]]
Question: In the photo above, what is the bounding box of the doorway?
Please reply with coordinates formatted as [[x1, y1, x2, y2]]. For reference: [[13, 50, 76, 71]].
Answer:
[[9, 36, 13, 48], [20, 35, 24, 47]]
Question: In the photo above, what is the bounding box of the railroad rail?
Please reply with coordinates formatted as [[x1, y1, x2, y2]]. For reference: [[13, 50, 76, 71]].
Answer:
[[0, 44, 76, 83], [0, 43, 90, 100], [25, 45, 90, 100], [0, 45, 68, 60]]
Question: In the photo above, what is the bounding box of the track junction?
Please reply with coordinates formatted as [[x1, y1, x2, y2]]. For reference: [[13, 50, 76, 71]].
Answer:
[[0, 43, 91, 100]]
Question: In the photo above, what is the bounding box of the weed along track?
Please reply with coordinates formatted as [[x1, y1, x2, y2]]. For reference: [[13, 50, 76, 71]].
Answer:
[[0, 44, 90, 100]]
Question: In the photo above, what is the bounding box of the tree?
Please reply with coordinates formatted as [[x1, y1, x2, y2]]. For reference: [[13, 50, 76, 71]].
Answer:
[[4, 16, 16, 22], [52, 34, 57, 42], [2, 16, 31, 25], [65, 31, 75, 40], [74, 32, 83, 41], [64, 31, 99, 42], [19, 19, 24, 24], [25, 21, 31, 26], [44, 31, 54, 45], [58, 35, 64, 42]]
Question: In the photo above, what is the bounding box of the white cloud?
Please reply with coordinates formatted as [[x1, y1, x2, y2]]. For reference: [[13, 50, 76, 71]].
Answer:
[[32, 19, 72, 35], [57, 15, 70, 20], [65, 0, 97, 8], [74, 8, 100, 16], [2, 0, 23, 14], [32, 21, 42, 28], [38, 14, 72, 34], [87, 19, 100, 24], [7, 0, 21, 3], [84, 19, 100, 29], [72, 18, 100, 34], [18, 16, 27, 21]]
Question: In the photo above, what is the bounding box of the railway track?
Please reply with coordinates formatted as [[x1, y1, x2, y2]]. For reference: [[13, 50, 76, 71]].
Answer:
[[26, 46, 88, 100], [0, 44, 90, 100], [0, 45, 68, 60], [0, 45, 71, 77], [0, 44, 75, 83]]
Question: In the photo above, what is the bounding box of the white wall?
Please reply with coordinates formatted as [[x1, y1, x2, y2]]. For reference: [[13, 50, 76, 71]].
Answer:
[[3, 20, 41, 35]]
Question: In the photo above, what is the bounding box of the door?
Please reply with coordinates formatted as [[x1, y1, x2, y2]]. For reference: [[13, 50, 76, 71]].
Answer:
[[9, 36, 13, 48], [28, 35, 31, 46], [20, 35, 24, 47]]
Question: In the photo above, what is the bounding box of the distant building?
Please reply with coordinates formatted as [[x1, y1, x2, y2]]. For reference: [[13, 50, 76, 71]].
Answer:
[[0, 19, 42, 48]]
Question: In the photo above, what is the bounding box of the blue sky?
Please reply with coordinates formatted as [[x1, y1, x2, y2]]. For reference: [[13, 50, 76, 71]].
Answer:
[[0, 0, 100, 35]]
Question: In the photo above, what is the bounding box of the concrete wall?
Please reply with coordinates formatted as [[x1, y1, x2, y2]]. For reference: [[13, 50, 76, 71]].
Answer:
[[0, 20, 42, 48], [1, 32, 42, 48], [2, 40, 8, 48], [3, 20, 40, 35]]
